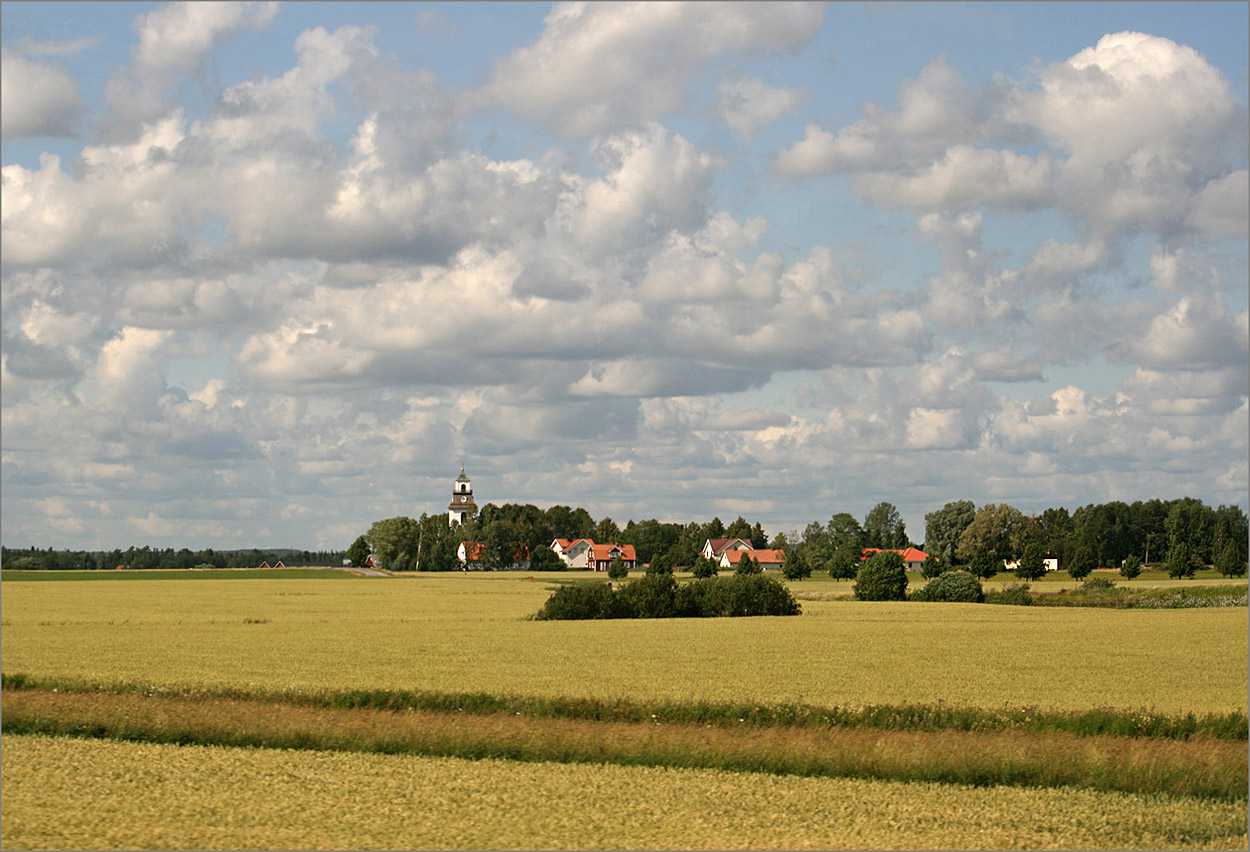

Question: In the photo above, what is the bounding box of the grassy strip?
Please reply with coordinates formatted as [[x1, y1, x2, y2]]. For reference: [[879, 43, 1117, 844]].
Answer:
[[1032, 584, 1249, 609], [4, 672, 1244, 741], [0, 568, 357, 581], [3, 689, 1246, 802]]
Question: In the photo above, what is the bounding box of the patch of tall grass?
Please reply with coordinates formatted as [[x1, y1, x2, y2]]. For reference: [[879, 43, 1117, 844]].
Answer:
[[4, 689, 1246, 801], [6, 734, 1245, 851], [5, 674, 1244, 741]]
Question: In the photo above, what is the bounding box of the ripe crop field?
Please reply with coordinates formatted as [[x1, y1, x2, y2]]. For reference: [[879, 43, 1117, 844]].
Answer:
[[2, 571, 1245, 850], [1, 574, 1246, 712], [3, 734, 1246, 851]]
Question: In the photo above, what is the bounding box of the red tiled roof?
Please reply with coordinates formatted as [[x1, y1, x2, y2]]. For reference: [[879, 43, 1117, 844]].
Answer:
[[723, 548, 786, 564], [590, 543, 636, 561], [861, 547, 931, 562]]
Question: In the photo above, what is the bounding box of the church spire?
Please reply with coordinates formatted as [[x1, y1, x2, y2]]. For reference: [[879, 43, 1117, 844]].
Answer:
[[448, 466, 477, 527]]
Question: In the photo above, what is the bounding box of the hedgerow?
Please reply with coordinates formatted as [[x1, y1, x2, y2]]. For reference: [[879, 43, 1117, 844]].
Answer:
[[533, 574, 800, 620]]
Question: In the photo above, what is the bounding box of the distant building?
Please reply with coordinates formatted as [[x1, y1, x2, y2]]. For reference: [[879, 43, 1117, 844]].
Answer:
[[719, 548, 786, 571], [448, 466, 477, 527], [700, 538, 753, 561], [589, 543, 637, 572], [457, 540, 530, 571], [861, 547, 931, 572], [551, 539, 636, 571], [552, 538, 593, 570]]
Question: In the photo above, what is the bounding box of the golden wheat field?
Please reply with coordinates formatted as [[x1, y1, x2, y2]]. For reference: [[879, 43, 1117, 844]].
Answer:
[[3, 733, 1245, 851], [1, 574, 1246, 713]]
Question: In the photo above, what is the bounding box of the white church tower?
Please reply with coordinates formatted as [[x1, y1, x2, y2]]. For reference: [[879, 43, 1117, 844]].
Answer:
[[448, 466, 477, 527]]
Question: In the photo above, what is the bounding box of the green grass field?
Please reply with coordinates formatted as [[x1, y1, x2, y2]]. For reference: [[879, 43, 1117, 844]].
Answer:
[[2, 570, 1245, 850]]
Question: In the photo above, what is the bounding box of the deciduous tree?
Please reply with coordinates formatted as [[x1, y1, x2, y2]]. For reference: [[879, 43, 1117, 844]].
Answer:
[[863, 502, 908, 549], [957, 504, 1026, 564], [924, 500, 974, 565]]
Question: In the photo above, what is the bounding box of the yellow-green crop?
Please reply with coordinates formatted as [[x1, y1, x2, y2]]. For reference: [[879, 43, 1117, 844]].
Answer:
[[3, 734, 1245, 851], [2, 574, 1245, 713]]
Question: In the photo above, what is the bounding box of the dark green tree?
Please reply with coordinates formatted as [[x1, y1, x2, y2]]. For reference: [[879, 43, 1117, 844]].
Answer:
[[827, 513, 865, 552], [346, 535, 371, 567], [725, 516, 753, 540], [853, 550, 907, 601], [827, 544, 860, 581], [863, 502, 908, 549], [1166, 541, 1195, 579], [594, 516, 621, 543], [367, 516, 421, 569], [528, 544, 564, 571], [1015, 543, 1046, 582], [1215, 540, 1247, 578], [691, 556, 719, 578], [735, 554, 762, 575], [1119, 553, 1142, 580], [607, 557, 629, 579], [968, 549, 999, 581], [781, 548, 811, 580], [920, 554, 943, 580], [1067, 543, 1096, 581]]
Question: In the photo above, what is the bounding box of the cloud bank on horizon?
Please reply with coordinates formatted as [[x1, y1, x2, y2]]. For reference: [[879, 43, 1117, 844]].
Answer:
[[2, 1, 1246, 550]]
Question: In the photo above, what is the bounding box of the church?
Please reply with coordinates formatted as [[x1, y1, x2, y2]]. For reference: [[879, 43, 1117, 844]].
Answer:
[[447, 466, 477, 527]]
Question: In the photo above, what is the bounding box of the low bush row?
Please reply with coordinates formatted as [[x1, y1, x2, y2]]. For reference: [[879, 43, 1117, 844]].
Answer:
[[532, 573, 801, 620]]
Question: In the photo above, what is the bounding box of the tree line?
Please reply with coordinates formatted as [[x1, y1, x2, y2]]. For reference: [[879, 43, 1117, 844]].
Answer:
[[356, 506, 770, 572], [0, 546, 347, 572], [360, 495, 1247, 580], [782, 497, 1248, 581]]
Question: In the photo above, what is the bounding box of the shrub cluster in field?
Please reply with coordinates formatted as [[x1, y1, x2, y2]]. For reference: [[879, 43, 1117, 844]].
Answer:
[[532, 574, 800, 620]]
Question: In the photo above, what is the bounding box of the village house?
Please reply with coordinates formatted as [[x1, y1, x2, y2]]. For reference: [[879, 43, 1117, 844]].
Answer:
[[457, 541, 530, 571], [551, 538, 593, 570], [551, 539, 636, 571], [718, 548, 787, 571], [861, 547, 932, 572], [700, 537, 753, 561], [589, 542, 637, 572]]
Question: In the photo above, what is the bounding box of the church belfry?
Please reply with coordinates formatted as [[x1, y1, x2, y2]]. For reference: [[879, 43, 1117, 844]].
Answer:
[[448, 466, 477, 527]]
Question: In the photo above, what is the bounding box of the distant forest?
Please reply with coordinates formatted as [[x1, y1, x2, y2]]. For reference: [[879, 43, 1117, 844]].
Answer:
[[0, 546, 347, 572]]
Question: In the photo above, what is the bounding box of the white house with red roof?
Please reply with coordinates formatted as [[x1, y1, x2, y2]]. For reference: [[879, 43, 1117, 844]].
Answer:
[[589, 542, 637, 572], [861, 547, 932, 572], [719, 548, 787, 571], [551, 538, 593, 569], [700, 537, 753, 561]]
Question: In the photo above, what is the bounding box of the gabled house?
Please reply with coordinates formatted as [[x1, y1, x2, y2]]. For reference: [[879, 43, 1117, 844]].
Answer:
[[719, 548, 787, 571], [590, 543, 637, 572], [551, 538, 593, 570], [701, 538, 753, 561], [861, 547, 931, 572]]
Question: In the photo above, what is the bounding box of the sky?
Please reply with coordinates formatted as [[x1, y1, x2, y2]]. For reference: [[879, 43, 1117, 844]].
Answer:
[[2, 1, 1247, 551]]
